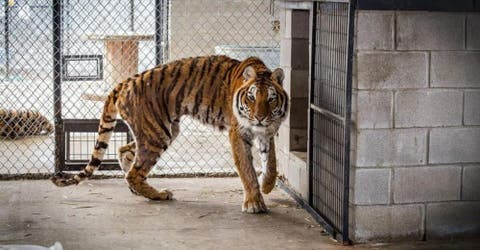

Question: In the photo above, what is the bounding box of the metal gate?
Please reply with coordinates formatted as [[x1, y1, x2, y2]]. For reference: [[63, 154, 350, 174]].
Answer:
[[308, 0, 354, 243], [1, 0, 279, 177]]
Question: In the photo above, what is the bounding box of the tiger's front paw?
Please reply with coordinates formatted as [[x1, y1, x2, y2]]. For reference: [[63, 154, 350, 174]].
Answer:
[[242, 194, 267, 214]]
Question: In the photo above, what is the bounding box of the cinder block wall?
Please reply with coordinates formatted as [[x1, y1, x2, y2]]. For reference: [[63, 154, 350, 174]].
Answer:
[[351, 11, 480, 242], [276, 4, 310, 200]]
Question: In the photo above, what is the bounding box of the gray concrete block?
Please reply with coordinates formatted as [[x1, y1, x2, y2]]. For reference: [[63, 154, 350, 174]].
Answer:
[[357, 52, 428, 89], [393, 166, 461, 203], [395, 90, 463, 128], [431, 52, 480, 88], [290, 128, 307, 151], [285, 152, 308, 199], [462, 165, 480, 200], [289, 69, 309, 98], [357, 129, 427, 167], [467, 14, 480, 50], [397, 12, 465, 50], [289, 97, 308, 129], [298, 160, 309, 199], [465, 91, 480, 125], [354, 204, 423, 242], [356, 11, 394, 50], [430, 128, 480, 164], [291, 10, 310, 39], [357, 90, 392, 129], [426, 201, 480, 239], [291, 38, 309, 70], [354, 168, 391, 205]]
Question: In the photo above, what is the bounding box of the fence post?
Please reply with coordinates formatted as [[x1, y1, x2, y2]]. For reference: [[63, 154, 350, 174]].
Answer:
[[4, 0, 9, 78], [53, 0, 64, 173], [155, 0, 163, 65]]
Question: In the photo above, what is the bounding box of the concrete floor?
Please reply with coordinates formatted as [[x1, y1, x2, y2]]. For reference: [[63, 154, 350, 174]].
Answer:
[[1, 178, 479, 250]]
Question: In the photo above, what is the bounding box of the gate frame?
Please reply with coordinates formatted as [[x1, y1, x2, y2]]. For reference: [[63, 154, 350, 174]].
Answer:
[[307, 0, 355, 244], [52, 0, 170, 173]]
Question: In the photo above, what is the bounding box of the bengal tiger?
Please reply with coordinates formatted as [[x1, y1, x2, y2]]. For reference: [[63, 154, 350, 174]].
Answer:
[[51, 55, 289, 213], [0, 109, 53, 139]]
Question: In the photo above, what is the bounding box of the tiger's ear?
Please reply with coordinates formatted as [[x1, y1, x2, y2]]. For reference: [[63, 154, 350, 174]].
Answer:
[[243, 66, 256, 81], [272, 68, 284, 86]]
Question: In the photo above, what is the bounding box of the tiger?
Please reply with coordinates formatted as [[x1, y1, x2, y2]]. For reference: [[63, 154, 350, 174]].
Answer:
[[51, 55, 289, 213], [0, 109, 53, 139]]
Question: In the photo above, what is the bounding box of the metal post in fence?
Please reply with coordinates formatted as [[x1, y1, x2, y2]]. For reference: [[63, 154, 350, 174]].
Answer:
[[53, 0, 64, 173], [129, 0, 134, 32], [155, 0, 163, 65], [341, 0, 356, 244], [4, 0, 9, 79]]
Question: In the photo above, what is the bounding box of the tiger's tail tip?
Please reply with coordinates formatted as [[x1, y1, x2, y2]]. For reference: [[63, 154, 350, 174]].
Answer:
[[50, 172, 79, 187]]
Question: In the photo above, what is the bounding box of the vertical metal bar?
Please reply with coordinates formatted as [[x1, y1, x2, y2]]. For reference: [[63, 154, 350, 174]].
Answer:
[[165, 0, 170, 62], [4, 0, 9, 78], [53, 0, 64, 173], [342, 0, 355, 244], [130, 0, 135, 32], [155, 0, 164, 65], [308, 1, 317, 206]]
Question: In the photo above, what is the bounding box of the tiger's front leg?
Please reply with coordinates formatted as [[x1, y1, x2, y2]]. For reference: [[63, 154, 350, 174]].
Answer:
[[229, 127, 267, 214], [257, 137, 277, 194]]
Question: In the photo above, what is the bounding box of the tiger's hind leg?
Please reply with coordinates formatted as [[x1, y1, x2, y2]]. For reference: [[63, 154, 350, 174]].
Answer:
[[125, 142, 173, 200], [118, 141, 136, 173]]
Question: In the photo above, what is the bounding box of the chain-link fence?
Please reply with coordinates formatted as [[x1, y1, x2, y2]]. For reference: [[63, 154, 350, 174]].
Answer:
[[0, 0, 280, 178]]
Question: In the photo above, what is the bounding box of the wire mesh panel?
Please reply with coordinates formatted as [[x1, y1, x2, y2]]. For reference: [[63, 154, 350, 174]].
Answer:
[[309, 0, 354, 243], [1, 0, 279, 177], [0, 0, 55, 176]]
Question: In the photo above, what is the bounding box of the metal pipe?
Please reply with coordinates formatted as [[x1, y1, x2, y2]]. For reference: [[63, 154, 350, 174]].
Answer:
[[4, 0, 10, 79], [53, 0, 64, 173]]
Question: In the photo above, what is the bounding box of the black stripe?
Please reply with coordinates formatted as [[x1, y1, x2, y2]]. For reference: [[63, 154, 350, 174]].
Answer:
[[223, 62, 237, 83], [170, 61, 183, 84], [156, 66, 166, 93], [94, 141, 108, 150], [205, 106, 210, 123], [102, 116, 115, 123], [138, 71, 146, 95], [243, 138, 252, 147], [159, 121, 172, 139], [197, 58, 209, 86], [99, 126, 114, 134], [161, 90, 172, 123], [192, 85, 204, 115], [149, 69, 154, 86], [89, 157, 102, 166], [163, 61, 184, 112], [175, 83, 187, 116], [185, 58, 200, 95], [156, 67, 172, 123], [216, 108, 223, 121], [235, 89, 243, 113], [207, 58, 225, 84]]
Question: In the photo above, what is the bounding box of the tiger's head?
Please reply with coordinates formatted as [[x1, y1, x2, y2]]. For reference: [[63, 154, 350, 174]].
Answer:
[[233, 66, 289, 134]]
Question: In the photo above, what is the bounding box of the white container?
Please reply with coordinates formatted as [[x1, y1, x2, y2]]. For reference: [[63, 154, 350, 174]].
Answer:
[[215, 45, 280, 70]]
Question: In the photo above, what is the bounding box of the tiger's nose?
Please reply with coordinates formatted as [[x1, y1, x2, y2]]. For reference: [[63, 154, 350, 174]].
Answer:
[[254, 114, 266, 122]]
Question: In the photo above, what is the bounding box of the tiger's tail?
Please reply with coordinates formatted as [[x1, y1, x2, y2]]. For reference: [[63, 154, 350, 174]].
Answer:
[[51, 83, 123, 187]]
